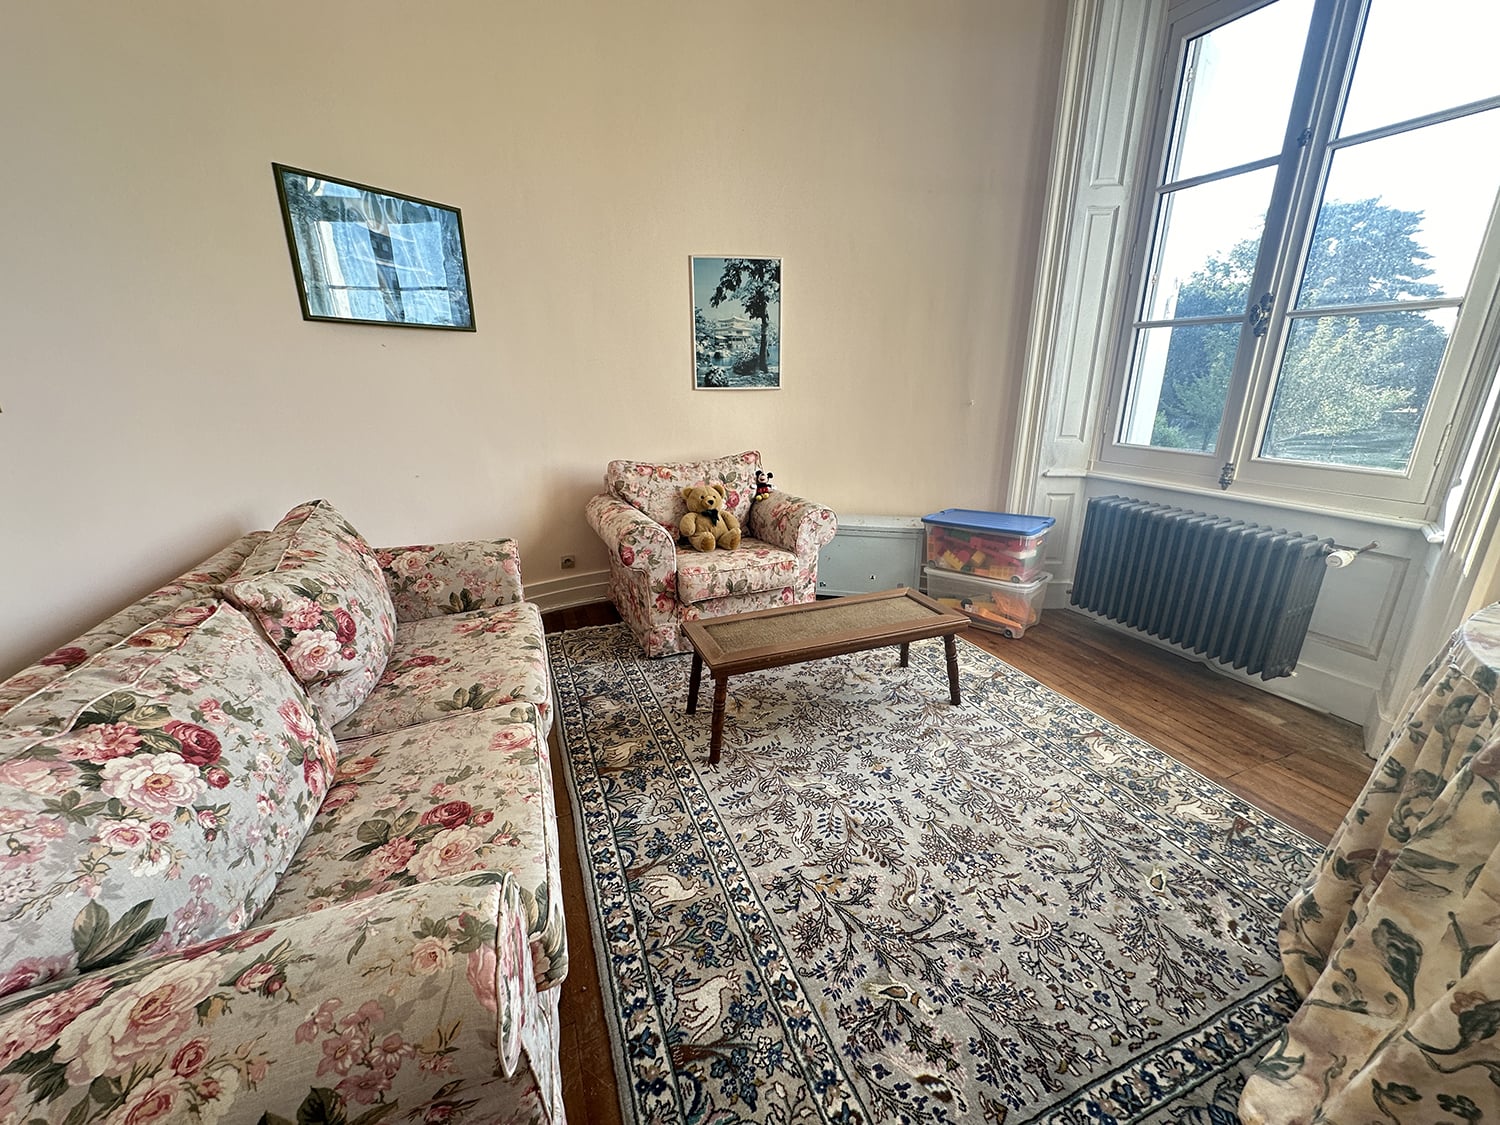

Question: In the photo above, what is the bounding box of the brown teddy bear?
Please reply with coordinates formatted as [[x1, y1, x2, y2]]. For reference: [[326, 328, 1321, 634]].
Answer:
[[678, 483, 742, 552]]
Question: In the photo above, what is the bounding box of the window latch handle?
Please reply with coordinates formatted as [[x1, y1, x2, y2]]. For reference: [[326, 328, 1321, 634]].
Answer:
[[1247, 293, 1274, 338]]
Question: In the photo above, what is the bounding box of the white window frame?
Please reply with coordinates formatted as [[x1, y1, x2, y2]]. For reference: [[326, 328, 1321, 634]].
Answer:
[[1093, 0, 1500, 524]]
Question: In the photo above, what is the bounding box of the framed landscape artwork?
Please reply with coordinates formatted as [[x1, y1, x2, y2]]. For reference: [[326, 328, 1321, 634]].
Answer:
[[273, 163, 476, 330], [691, 256, 781, 389]]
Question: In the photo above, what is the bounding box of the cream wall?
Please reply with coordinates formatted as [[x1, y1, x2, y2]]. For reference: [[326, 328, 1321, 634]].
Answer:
[[0, 0, 1066, 676]]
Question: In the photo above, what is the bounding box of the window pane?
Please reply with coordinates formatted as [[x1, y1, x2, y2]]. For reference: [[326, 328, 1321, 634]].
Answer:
[[1260, 308, 1457, 469], [1169, 0, 1313, 182], [1120, 323, 1243, 452], [1143, 168, 1276, 320], [1297, 112, 1500, 308], [1341, 0, 1500, 138]]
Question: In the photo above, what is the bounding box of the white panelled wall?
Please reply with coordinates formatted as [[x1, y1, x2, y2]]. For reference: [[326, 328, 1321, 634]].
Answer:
[[1010, 0, 1500, 755]]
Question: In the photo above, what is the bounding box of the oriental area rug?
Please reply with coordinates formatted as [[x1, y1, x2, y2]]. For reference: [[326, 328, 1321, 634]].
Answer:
[[547, 624, 1320, 1124]]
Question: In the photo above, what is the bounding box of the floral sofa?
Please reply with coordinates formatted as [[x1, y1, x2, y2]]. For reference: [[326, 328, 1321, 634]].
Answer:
[[0, 501, 565, 1124], [585, 450, 838, 656]]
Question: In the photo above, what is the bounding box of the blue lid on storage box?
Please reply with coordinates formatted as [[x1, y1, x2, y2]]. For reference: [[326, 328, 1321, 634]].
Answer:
[[921, 509, 1055, 536]]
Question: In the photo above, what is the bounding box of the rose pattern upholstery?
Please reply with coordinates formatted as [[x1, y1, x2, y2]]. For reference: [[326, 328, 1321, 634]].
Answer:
[[1240, 602, 1500, 1124], [0, 601, 337, 1000], [219, 500, 398, 727], [376, 540, 525, 622], [0, 874, 562, 1124], [258, 709, 568, 991], [0, 513, 566, 1124], [0, 533, 267, 719], [586, 450, 837, 656], [331, 602, 550, 746]]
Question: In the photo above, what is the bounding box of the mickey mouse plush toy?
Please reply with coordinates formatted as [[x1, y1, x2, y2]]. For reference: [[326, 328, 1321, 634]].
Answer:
[[753, 469, 775, 503]]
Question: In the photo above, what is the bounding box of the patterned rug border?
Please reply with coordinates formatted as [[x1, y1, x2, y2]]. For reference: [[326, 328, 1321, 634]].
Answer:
[[549, 623, 1319, 1124]]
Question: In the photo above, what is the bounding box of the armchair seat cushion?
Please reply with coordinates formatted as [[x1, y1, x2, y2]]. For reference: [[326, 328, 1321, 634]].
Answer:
[[330, 602, 550, 742], [675, 538, 800, 604]]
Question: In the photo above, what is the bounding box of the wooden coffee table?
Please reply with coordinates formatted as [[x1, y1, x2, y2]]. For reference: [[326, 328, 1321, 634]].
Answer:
[[682, 588, 968, 764]]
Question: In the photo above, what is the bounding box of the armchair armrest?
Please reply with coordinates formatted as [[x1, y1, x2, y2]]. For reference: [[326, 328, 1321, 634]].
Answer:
[[375, 539, 525, 622], [0, 874, 540, 1123], [748, 492, 838, 559], [585, 494, 678, 582]]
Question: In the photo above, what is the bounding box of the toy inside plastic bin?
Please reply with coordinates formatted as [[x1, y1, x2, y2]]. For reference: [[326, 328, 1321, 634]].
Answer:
[[924, 566, 1050, 638], [922, 509, 1054, 582]]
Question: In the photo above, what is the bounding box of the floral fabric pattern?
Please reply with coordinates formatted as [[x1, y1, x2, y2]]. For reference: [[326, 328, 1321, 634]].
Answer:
[[1240, 602, 1500, 1124], [219, 500, 397, 726], [259, 711, 567, 992], [588, 454, 837, 656], [604, 449, 759, 530], [331, 603, 550, 744], [0, 533, 267, 719], [0, 874, 560, 1125], [0, 601, 336, 999], [676, 538, 800, 603], [376, 539, 525, 623]]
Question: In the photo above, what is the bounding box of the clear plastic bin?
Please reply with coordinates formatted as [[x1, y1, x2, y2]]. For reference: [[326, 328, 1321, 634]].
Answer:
[[924, 566, 1050, 638], [922, 509, 1053, 582]]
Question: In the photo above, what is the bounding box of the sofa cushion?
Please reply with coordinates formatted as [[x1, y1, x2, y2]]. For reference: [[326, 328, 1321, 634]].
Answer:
[[219, 500, 397, 726], [257, 711, 567, 990], [675, 537, 800, 604], [0, 532, 268, 720], [605, 450, 758, 531], [331, 602, 550, 741], [0, 601, 338, 999]]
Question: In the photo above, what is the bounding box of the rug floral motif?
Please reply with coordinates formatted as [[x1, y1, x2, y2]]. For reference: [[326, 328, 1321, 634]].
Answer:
[[548, 624, 1319, 1124]]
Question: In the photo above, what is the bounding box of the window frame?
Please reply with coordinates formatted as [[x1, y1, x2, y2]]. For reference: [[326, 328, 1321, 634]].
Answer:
[[1093, 0, 1500, 522]]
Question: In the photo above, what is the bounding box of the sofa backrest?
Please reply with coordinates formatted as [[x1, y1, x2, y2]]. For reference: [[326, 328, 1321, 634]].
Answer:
[[0, 599, 338, 999], [0, 532, 268, 719], [604, 450, 760, 531]]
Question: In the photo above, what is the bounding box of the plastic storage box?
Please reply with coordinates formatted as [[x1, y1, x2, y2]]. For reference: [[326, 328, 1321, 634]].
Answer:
[[924, 566, 1050, 637], [921, 509, 1055, 582]]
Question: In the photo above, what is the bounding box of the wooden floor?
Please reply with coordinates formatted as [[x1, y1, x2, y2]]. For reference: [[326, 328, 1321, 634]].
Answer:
[[541, 602, 1374, 1125]]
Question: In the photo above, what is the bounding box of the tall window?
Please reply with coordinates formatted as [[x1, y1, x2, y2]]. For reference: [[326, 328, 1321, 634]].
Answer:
[[1100, 0, 1500, 519]]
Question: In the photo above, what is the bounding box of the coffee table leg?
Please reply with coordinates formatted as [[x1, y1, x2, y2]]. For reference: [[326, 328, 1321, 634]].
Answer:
[[709, 677, 728, 765], [899, 642, 910, 667], [687, 652, 703, 714], [944, 634, 961, 705]]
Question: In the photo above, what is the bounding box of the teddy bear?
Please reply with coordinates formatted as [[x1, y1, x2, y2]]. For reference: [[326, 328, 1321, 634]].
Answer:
[[678, 483, 742, 552]]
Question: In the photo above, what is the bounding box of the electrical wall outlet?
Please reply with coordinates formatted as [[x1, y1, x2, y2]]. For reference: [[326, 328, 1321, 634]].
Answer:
[[560, 555, 576, 570]]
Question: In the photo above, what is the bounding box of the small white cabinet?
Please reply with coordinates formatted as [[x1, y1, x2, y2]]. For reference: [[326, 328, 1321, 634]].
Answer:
[[816, 515, 926, 596]]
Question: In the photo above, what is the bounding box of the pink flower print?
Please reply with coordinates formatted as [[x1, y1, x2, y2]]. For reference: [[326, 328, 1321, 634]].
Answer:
[[418, 800, 473, 829], [0, 954, 72, 1006], [97, 820, 153, 853], [317, 1029, 363, 1077], [278, 698, 318, 744], [408, 936, 452, 976], [338, 1067, 392, 1105], [68, 722, 143, 763], [466, 945, 499, 1013], [118, 1079, 181, 1125], [59, 959, 220, 1083], [407, 825, 489, 881], [281, 597, 326, 632], [331, 607, 358, 646], [204, 766, 230, 789], [40, 646, 87, 668], [171, 1038, 209, 1077], [620, 544, 636, 566], [487, 726, 533, 754], [197, 699, 228, 726], [285, 630, 342, 679], [367, 1032, 415, 1074], [296, 998, 342, 1043], [163, 720, 221, 766], [100, 753, 207, 814], [0, 757, 74, 795], [366, 837, 418, 880]]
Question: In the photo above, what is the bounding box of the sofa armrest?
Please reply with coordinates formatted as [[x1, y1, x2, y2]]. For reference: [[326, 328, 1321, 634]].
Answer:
[[375, 539, 525, 622], [585, 494, 678, 581], [748, 492, 838, 559], [0, 874, 541, 1123]]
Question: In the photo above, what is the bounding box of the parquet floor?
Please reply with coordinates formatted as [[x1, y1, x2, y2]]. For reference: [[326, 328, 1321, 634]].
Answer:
[[540, 602, 1375, 1125]]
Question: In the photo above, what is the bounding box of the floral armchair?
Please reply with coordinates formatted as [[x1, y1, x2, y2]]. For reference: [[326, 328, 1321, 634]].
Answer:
[[585, 451, 838, 656]]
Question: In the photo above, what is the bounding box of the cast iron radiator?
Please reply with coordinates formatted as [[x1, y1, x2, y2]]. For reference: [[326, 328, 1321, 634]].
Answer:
[[1070, 495, 1333, 679]]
